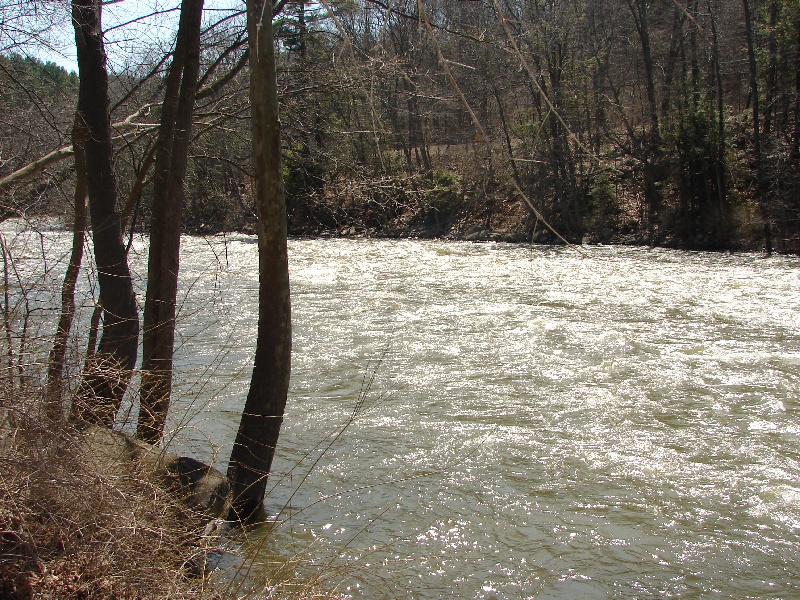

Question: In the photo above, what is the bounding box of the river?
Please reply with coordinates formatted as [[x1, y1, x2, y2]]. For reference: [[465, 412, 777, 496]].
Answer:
[[5, 225, 800, 598]]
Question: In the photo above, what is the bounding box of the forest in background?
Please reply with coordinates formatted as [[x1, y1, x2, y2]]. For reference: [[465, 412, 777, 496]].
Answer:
[[2, 0, 800, 252]]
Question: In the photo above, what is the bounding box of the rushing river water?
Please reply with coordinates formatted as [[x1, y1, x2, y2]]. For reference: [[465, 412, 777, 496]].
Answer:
[[5, 224, 800, 598], [172, 236, 800, 599]]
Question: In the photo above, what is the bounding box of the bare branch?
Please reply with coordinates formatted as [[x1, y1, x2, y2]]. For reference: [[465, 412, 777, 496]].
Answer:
[[0, 146, 74, 192]]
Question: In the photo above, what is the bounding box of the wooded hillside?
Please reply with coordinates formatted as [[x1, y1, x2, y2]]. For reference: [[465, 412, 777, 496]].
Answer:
[[2, 0, 800, 252]]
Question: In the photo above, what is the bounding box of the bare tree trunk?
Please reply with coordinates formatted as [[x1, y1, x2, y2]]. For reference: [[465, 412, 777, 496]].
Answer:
[[660, 6, 685, 118], [743, 0, 773, 254], [139, 0, 204, 444], [709, 0, 730, 245], [492, 83, 522, 190], [45, 116, 88, 420], [1, 236, 16, 397], [792, 15, 800, 159], [0, 147, 75, 193], [71, 0, 139, 426], [227, 0, 292, 521], [627, 0, 663, 233], [689, 0, 700, 107], [407, 84, 431, 172], [764, 0, 779, 136]]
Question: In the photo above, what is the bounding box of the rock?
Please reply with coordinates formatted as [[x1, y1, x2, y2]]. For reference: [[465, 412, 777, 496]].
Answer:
[[162, 456, 230, 519], [74, 421, 231, 520], [464, 228, 489, 241]]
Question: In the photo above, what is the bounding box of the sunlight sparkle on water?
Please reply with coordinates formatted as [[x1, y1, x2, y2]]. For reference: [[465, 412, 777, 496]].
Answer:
[[5, 225, 800, 599]]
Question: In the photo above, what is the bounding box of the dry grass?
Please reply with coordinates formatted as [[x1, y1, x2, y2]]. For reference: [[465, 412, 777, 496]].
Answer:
[[0, 397, 217, 600], [0, 389, 347, 600]]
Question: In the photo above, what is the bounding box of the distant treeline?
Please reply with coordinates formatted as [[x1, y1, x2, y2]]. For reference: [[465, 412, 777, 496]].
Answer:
[[3, 0, 800, 252]]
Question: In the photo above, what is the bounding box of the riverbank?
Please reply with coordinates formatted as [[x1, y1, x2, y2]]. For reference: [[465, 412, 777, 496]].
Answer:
[[286, 180, 771, 251], [0, 404, 216, 599], [185, 173, 775, 253], [0, 392, 338, 599]]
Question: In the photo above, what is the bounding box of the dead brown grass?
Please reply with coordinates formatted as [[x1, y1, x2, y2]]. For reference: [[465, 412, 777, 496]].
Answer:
[[0, 399, 217, 600], [0, 389, 346, 600]]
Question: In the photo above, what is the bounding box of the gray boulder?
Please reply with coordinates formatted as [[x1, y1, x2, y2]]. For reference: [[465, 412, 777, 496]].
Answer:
[[74, 421, 231, 520]]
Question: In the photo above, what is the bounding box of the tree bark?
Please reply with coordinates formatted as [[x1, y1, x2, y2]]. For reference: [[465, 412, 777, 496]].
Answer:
[[139, 0, 204, 444], [793, 15, 800, 159], [627, 0, 663, 232], [764, 0, 779, 136], [743, 0, 773, 253], [45, 116, 88, 419], [0, 146, 74, 193], [660, 6, 685, 119], [70, 0, 139, 426], [227, 0, 292, 521], [708, 0, 730, 245]]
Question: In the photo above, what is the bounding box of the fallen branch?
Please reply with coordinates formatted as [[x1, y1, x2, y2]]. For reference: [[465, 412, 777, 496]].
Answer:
[[0, 146, 74, 193], [0, 109, 161, 194]]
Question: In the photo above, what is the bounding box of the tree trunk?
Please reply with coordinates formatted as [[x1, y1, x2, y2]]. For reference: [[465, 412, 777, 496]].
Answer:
[[139, 0, 204, 444], [71, 0, 139, 426], [45, 116, 88, 419], [689, 0, 700, 108], [492, 83, 522, 190], [227, 0, 292, 521], [660, 6, 685, 118], [792, 15, 800, 159], [764, 0, 779, 136], [627, 0, 663, 232], [743, 0, 773, 253], [708, 0, 730, 245]]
